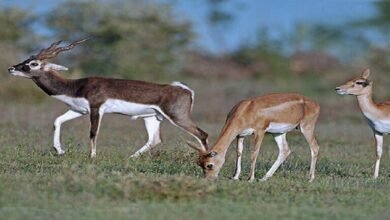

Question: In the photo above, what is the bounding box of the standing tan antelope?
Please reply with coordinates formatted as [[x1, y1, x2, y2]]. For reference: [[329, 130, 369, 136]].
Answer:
[[336, 69, 390, 178], [8, 39, 208, 158], [188, 93, 321, 182]]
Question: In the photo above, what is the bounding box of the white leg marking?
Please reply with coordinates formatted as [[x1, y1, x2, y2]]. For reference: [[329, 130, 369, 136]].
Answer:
[[374, 133, 383, 179], [261, 133, 291, 181], [233, 137, 244, 180], [131, 116, 161, 158], [53, 110, 83, 155]]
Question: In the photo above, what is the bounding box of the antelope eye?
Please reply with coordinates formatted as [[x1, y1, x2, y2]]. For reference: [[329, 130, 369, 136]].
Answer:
[[206, 164, 214, 169], [355, 81, 366, 86], [30, 62, 38, 67]]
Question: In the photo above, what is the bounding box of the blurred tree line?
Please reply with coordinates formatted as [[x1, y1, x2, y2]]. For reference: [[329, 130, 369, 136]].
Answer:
[[1, 0, 390, 80], [1, 0, 192, 80]]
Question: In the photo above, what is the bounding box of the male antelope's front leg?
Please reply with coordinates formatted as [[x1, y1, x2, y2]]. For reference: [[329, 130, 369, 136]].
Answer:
[[374, 133, 383, 179], [130, 116, 162, 158], [261, 133, 291, 181], [89, 108, 103, 158], [232, 137, 244, 180], [248, 131, 265, 182], [53, 110, 83, 155]]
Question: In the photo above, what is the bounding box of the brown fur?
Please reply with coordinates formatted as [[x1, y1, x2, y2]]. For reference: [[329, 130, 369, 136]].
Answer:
[[189, 93, 320, 182], [9, 40, 208, 158], [336, 69, 390, 178]]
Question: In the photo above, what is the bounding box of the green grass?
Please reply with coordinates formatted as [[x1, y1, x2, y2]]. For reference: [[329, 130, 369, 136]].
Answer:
[[1, 76, 390, 220]]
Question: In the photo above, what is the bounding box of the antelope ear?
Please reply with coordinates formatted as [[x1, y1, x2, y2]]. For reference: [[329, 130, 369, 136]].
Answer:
[[44, 63, 69, 71], [361, 68, 370, 79], [186, 141, 206, 153]]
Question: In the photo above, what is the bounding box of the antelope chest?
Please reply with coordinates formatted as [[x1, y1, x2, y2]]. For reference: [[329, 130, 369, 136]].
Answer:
[[52, 95, 90, 114], [368, 119, 390, 134]]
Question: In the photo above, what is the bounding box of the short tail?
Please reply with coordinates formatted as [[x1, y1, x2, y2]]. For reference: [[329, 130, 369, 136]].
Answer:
[[171, 81, 195, 112]]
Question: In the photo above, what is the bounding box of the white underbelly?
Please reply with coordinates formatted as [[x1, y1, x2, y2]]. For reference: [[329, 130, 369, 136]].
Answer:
[[102, 99, 157, 117], [52, 95, 90, 114], [239, 128, 255, 137], [370, 120, 390, 134], [266, 122, 297, 134]]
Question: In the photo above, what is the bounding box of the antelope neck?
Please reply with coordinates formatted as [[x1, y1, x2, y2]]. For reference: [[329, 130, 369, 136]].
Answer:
[[356, 88, 379, 119], [211, 122, 241, 154], [32, 71, 76, 96]]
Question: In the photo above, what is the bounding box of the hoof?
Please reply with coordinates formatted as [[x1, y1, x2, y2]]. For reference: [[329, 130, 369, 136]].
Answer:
[[260, 177, 268, 182], [247, 178, 255, 183], [231, 176, 240, 181], [54, 148, 65, 156], [130, 153, 140, 158]]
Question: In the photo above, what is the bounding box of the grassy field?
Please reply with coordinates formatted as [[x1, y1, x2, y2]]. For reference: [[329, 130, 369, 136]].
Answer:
[[0, 75, 389, 220]]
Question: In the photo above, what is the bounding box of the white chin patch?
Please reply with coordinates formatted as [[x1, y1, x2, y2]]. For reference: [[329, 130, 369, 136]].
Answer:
[[336, 90, 347, 95], [9, 70, 31, 78]]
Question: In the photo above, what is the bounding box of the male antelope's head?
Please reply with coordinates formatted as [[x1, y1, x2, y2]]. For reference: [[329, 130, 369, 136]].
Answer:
[[187, 141, 225, 179], [335, 68, 373, 96], [8, 39, 87, 78]]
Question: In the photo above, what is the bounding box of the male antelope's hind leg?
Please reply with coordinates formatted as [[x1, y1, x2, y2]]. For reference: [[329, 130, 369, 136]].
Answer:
[[232, 136, 244, 180], [170, 115, 208, 149], [130, 116, 162, 158], [248, 131, 265, 182], [89, 108, 104, 158], [374, 133, 383, 179], [53, 110, 83, 155], [261, 133, 291, 181]]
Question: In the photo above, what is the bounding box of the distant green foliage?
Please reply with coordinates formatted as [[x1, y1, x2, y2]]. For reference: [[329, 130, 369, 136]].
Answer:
[[44, 0, 193, 79], [0, 8, 34, 43], [232, 28, 289, 77]]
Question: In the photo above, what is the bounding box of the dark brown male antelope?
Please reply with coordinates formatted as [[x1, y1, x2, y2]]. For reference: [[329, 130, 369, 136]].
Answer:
[[8, 39, 208, 158]]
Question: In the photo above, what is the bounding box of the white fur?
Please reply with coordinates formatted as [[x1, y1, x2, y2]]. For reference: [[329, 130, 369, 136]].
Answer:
[[261, 133, 291, 181], [374, 133, 383, 178], [9, 70, 31, 78], [232, 137, 244, 180], [130, 116, 162, 157], [53, 110, 83, 154], [266, 122, 297, 134], [44, 63, 69, 71], [52, 95, 90, 114], [239, 128, 255, 136], [366, 118, 390, 134], [102, 99, 158, 116]]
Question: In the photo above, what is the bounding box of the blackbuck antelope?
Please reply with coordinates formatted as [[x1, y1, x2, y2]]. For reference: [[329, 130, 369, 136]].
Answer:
[[188, 93, 321, 182], [336, 69, 390, 178], [8, 39, 208, 158]]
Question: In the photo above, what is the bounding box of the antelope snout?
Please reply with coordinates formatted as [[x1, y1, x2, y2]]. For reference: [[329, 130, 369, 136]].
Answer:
[[8, 67, 15, 72], [335, 87, 347, 95]]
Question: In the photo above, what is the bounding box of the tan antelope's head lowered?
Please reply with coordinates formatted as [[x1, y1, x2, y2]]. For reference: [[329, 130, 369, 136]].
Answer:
[[335, 68, 373, 96], [187, 141, 224, 179], [8, 39, 88, 78]]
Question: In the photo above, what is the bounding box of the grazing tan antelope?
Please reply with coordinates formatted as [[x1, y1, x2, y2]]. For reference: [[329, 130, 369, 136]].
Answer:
[[8, 39, 208, 158], [188, 93, 321, 182], [336, 69, 390, 178]]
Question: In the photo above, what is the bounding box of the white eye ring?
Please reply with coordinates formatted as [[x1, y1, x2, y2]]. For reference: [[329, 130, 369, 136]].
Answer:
[[30, 62, 39, 67]]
